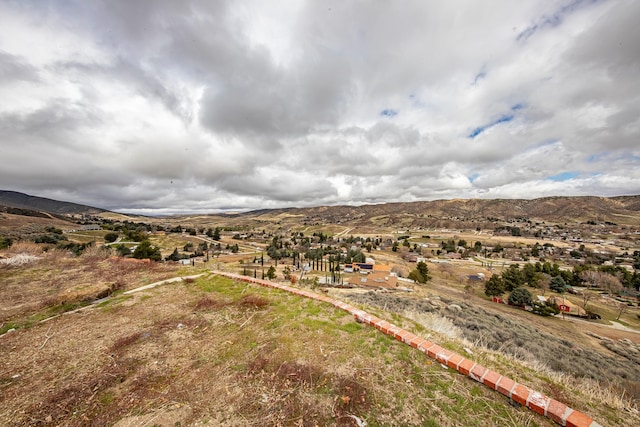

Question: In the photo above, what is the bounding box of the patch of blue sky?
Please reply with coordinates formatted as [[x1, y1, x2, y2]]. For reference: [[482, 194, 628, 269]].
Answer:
[[494, 114, 514, 125], [511, 103, 525, 111], [587, 152, 607, 162], [380, 109, 398, 118], [468, 114, 514, 139], [517, 0, 604, 41], [472, 69, 486, 85], [546, 171, 579, 182], [467, 173, 480, 183]]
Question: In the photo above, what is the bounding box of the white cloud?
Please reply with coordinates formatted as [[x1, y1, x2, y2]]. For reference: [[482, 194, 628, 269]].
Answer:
[[0, 0, 638, 213]]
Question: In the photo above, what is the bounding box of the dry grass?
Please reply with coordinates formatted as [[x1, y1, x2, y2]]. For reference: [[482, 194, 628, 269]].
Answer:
[[2, 241, 45, 255], [0, 250, 179, 332], [0, 274, 563, 426], [340, 288, 639, 425]]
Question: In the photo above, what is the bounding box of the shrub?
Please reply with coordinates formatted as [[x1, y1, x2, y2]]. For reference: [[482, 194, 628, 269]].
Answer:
[[0, 236, 12, 249], [34, 234, 67, 244], [104, 232, 119, 243], [484, 275, 505, 297], [532, 300, 560, 316], [508, 287, 532, 307]]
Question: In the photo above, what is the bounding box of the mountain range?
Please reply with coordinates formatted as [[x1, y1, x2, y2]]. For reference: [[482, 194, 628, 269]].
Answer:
[[2, 190, 639, 227]]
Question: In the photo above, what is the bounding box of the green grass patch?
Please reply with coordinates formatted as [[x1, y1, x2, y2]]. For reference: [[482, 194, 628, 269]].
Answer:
[[0, 322, 19, 335], [97, 294, 134, 309], [337, 322, 362, 333]]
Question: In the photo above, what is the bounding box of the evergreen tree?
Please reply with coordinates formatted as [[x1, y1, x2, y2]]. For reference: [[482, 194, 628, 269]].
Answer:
[[508, 287, 532, 307], [408, 261, 430, 284], [132, 240, 162, 261], [165, 248, 181, 261], [501, 264, 524, 291], [550, 276, 567, 293], [484, 275, 505, 297]]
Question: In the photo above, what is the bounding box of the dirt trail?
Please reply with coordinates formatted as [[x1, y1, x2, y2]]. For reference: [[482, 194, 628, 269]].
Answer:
[[33, 273, 210, 325]]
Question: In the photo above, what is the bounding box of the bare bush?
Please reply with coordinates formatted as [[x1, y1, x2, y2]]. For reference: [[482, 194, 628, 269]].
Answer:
[[2, 241, 44, 255], [0, 253, 41, 266], [343, 290, 640, 400]]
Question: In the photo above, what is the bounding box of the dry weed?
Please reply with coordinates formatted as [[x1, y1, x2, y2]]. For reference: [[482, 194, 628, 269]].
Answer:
[[0, 253, 41, 266], [80, 244, 112, 260], [402, 310, 462, 339], [240, 295, 271, 309], [3, 241, 43, 255]]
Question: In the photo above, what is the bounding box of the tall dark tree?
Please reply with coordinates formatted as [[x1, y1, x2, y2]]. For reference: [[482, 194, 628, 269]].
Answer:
[[508, 287, 532, 307], [165, 248, 181, 261], [502, 264, 524, 291], [212, 227, 221, 241], [484, 275, 505, 297], [550, 276, 567, 293]]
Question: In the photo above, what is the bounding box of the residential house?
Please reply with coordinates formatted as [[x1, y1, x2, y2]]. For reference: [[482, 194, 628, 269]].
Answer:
[[80, 224, 101, 231], [548, 296, 586, 316], [348, 272, 398, 289], [343, 262, 386, 273]]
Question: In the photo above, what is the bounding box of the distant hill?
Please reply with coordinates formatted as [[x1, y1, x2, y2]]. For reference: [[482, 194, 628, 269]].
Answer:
[[228, 195, 640, 228], [2, 190, 639, 227], [0, 190, 106, 216]]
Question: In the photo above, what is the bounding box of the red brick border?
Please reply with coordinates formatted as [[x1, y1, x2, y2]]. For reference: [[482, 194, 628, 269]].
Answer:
[[212, 272, 602, 427]]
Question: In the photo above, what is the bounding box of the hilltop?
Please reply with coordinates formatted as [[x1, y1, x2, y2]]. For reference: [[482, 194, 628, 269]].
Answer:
[[3, 191, 640, 227], [1, 248, 634, 426], [233, 195, 640, 227], [0, 190, 106, 216]]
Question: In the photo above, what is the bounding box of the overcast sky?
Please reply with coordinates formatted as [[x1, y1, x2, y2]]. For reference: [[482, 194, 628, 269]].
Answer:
[[1, 0, 638, 215]]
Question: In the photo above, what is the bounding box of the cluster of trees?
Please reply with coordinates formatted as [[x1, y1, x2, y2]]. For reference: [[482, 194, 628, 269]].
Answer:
[[131, 240, 162, 261], [484, 261, 588, 298], [101, 221, 152, 242], [32, 227, 94, 254], [205, 227, 221, 240], [261, 235, 371, 270], [485, 259, 639, 316], [33, 226, 67, 244]]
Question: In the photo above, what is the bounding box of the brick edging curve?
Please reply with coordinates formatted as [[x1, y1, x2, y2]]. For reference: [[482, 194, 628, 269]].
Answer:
[[212, 271, 602, 427]]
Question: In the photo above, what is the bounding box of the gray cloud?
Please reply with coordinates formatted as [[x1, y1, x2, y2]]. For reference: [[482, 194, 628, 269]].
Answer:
[[0, 51, 39, 83], [0, 0, 638, 214]]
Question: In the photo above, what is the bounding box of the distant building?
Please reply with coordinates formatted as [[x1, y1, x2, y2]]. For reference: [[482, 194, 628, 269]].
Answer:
[[548, 296, 586, 316], [348, 272, 398, 289], [80, 224, 101, 231], [343, 262, 384, 273]]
